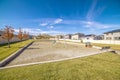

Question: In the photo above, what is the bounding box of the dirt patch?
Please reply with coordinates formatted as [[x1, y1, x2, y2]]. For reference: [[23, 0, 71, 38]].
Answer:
[[7, 40, 101, 66]]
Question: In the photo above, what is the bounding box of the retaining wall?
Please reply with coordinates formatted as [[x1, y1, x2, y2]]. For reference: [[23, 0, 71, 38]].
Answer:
[[0, 41, 34, 67]]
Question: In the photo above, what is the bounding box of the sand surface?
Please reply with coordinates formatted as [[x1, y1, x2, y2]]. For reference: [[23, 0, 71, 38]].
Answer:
[[7, 40, 101, 66]]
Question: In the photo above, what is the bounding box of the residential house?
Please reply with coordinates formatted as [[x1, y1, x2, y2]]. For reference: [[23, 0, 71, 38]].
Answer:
[[82, 34, 96, 40], [104, 29, 120, 40], [64, 34, 72, 39], [57, 35, 64, 39], [94, 35, 104, 40], [71, 33, 84, 40]]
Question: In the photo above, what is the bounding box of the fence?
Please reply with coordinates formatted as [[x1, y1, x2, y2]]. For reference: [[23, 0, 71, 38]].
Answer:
[[59, 39, 120, 45], [0, 36, 27, 44]]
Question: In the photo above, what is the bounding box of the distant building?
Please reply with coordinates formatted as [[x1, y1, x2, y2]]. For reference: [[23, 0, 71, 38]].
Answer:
[[104, 29, 120, 40], [64, 34, 72, 39], [0, 30, 3, 37], [81, 34, 96, 40], [71, 33, 84, 40], [29, 35, 33, 39], [57, 35, 64, 39], [94, 35, 104, 40]]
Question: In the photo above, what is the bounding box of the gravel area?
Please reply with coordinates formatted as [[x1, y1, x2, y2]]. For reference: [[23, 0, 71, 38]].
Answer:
[[7, 40, 101, 66]]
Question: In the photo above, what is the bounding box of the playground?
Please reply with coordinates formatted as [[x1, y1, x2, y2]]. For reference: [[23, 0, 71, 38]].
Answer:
[[7, 40, 101, 66]]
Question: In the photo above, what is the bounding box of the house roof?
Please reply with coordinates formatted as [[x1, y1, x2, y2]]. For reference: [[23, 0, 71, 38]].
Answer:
[[104, 29, 120, 34], [65, 34, 72, 36], [56, 34, 64, 36], [73, 33, 84, 35], [85, 34, 96, 37]]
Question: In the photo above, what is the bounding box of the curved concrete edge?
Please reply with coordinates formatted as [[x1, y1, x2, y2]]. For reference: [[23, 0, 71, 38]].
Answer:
[[92, 46, 120, 54], [115, 50, 120, 54], [0, 50, 109, 70], [92, 46, 101, 49], [110, 50, 120, 54], [0, 41, 34, 67]]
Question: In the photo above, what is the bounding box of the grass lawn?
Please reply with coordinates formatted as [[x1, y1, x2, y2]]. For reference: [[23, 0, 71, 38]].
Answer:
[[92, 43, 120, 50], [0, 52, 120, 80], [0, 40, 33, 61]]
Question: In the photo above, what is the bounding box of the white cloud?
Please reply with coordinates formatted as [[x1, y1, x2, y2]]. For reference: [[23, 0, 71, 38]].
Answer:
[[14, 28, 42, 35], [81, 21, 112, 29], [40, 30, 61, 34], [48, 26, 54, 29], [61, 19, 120, 30], [86, 0, 105, 20], [54, 18, 63, 24], [86, 0, 97, 20], [39, 23, 48, 26], [14, 28, 62, 35], [14, 29, 19, 33], [38, 18, 63, 29]]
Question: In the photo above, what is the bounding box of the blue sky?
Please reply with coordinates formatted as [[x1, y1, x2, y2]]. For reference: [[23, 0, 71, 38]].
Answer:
[[0, 0, 120, 35]]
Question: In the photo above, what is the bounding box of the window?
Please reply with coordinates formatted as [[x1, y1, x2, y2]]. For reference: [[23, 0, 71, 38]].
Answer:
[[106, 37, 111, 40], [114, 37, 120, 40], [106, 33, 108, 35]]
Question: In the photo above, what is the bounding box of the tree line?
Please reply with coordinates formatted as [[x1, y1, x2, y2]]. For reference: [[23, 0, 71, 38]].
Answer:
[[1, 26, 29, 48], [36, 34, 54, 39]]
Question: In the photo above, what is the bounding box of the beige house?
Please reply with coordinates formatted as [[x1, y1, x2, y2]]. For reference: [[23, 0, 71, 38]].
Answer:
[[81, 34, 96, 40], [104, 29, 120, 40], [71, 33, 84, 40], [94, 35, 104, 40], [64, 34, 72, 39], [57, 35, 64, 39]]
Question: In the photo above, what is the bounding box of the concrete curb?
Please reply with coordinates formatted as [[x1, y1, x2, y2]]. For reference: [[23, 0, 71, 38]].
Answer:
[[92, 46, 101, 49], [110, 50, 120, 54], [0, 41, 34, 67], [115, 50, 120, 54], [0, 52, 104, 69], [0, 49, 111, 70]]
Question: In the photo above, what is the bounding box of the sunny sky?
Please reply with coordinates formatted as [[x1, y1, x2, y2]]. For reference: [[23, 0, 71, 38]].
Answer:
[[0, 0, 120, 35]]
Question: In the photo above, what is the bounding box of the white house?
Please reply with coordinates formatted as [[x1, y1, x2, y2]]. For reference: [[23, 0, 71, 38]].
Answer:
[[71, 33, 84, 40], [57, 35, 64, 39], [94, 35, 104, 40], [64, 34, 72, 39], [104, 29, 120, 40], [82, 34, 96, 40]]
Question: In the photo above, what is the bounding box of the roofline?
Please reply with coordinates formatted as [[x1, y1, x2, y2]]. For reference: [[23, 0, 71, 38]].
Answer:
[[104, 29, 120, 34]]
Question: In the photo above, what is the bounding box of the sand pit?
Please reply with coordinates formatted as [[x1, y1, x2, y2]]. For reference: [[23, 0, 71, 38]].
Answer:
[[7, 40, 101, 66]]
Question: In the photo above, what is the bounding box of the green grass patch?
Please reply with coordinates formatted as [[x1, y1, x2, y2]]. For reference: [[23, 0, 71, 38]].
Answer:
[[0, 52, 120, 80], [92, 43, 120, 50], [0, 40, 33, 61]]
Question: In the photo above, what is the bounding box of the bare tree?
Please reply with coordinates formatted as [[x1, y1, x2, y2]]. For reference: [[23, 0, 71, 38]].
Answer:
[[23, 31, 29, 40], [2, 26, 14, 48], [18, 28, 23, 41]]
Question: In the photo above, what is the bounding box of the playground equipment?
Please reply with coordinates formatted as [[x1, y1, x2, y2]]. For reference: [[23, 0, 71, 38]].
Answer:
[[85, 42, 92, 47]]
